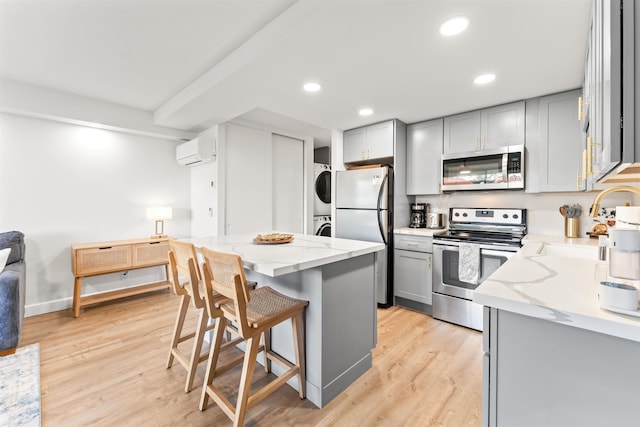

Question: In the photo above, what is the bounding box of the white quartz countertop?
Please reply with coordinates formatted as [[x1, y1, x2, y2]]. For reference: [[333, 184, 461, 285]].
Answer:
[[181, 234, 384, 278], [474, 234, 640, 342], [394, 227, 447, 237]]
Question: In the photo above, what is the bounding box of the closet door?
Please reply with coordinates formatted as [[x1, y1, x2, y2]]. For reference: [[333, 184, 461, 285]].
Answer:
[[272, 133, 304, 233], [224, 124, 304, 235], [225, 124, 272, 234]]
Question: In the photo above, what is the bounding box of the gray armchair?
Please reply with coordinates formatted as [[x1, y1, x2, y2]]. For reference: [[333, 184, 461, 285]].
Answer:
[[0, 231, 26, 355]]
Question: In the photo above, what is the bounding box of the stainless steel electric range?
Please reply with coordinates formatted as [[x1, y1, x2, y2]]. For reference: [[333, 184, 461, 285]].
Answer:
[[432, 207, 527, 331]]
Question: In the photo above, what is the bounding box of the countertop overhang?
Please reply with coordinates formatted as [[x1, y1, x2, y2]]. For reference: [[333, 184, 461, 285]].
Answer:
[[474, 235, 640, 342], [182, 234, 385, 277]]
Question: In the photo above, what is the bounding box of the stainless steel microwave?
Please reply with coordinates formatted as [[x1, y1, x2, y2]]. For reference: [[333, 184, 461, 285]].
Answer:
[[441, 145, 524, 191]]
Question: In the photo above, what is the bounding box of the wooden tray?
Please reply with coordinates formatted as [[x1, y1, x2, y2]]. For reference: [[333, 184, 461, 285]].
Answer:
[[252, 236, 294, 245], [586, 232, 608, 238]]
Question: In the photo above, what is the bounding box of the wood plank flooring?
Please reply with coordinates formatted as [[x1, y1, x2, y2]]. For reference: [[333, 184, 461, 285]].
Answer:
[[20, 291, 483, 426]]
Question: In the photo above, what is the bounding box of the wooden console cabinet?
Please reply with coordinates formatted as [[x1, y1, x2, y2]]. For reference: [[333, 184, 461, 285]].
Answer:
[[71, 237, 171, 317]]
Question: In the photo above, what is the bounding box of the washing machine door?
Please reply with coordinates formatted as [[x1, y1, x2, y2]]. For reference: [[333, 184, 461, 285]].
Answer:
[[316, 222, 331, 237], [315, 169, 331, 204], [314, 164, 331, 216]]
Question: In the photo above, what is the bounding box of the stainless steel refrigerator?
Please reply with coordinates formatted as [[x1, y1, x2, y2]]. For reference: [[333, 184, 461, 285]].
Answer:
[[335, 166, 393, 306]]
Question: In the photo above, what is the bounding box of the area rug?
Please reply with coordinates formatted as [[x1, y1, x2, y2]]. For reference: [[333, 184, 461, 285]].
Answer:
[[0, 343, 41, 426]]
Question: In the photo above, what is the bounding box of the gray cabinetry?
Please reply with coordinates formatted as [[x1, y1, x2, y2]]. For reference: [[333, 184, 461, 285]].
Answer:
[[343, 120, 395, 164], [393, 234, 432, 314], [483, 307, 640, 427], [406, 119, 443, 195], [482, 102, 526, 149], [538, 89, 584, 192], [443, 111, 480, 153], [581, 0, 639, 185], [343, 127, 366, 165], [444, 101, 525, 154]]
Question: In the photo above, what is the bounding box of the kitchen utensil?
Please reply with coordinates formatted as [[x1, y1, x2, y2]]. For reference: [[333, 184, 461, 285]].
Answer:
[[562, 204, 583, 219], [569, 204, 582, 218], [426, 212, 445, 229]]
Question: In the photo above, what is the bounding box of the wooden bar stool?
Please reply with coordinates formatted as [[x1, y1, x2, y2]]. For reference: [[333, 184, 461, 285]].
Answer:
[[198, 248, 308, 427], [166, 240, 212, 392], [166, 240, 255, 393]]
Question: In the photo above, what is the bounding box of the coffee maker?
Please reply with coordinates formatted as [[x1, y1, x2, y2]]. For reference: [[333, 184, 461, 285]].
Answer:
[[599, 229, 640, 315], [409, 203, 428, 228], [608, 229, 640, 286]]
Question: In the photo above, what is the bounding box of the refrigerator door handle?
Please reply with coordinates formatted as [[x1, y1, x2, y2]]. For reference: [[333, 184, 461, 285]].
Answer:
[[377, 172, 388, 245]]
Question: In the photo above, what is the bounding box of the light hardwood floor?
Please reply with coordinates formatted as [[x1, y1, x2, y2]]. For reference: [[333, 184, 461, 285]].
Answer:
[[20, 290, 483, 426]]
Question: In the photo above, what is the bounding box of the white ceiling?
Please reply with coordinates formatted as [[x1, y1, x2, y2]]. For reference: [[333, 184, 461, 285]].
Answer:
[[0, 0, 592, 147]]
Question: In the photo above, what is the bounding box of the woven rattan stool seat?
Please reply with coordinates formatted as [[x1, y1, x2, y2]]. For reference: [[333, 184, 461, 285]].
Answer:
[[221, 287, 307, 328]]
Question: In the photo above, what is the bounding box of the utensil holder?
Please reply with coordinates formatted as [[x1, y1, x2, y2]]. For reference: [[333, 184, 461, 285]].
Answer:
[[564, 217, 580, 238]]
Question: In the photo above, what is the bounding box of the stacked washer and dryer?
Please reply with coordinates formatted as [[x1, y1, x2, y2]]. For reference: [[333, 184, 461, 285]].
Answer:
[[313, 163, 331, 236]]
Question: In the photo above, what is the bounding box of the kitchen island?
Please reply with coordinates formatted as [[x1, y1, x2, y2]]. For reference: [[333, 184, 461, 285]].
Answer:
[[182, 233, 385, 408], [474, 236, 640, 427]]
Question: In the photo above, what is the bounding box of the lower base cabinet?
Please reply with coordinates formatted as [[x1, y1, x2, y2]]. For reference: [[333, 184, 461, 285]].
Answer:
[[394, 234, 432, 314], [483, 307, 640, 427]]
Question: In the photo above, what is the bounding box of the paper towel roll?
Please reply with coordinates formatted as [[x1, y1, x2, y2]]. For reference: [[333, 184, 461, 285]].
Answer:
[[616, 206, 640, 229]]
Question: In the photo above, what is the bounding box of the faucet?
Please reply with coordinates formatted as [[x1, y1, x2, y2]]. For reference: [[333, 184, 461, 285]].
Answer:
[[589, 185, 640, 218]]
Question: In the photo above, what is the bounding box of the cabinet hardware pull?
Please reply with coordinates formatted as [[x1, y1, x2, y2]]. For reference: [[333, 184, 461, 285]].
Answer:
[[586, 137, 601, 175], [578, 96, 587, 121], [149, 242, 160, 245], [576, 171, 581, 190], [586, 137, 592, 175], [482, 136, 486, 150], [474, 137, 478, 150], [98, 246, 112, 250], [577, 149, 588, 190]]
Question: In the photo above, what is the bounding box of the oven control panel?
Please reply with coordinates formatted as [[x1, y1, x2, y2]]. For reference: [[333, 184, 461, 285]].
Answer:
[[449, 208, 526, 226]]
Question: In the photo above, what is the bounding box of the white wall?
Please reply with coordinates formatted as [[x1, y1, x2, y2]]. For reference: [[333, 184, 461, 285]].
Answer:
[[190, 160, 218, 238], [0, 113, 191, 316]]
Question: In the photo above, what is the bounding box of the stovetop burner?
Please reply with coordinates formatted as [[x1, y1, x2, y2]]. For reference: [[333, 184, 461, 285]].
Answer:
[[434, 230, 523, 246], [434, 207, 527, 246]]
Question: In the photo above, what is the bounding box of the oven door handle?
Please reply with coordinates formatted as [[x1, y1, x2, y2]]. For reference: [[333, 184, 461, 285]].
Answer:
[[433, 241, 459, 249], [434, 242, 518, 256], [481, 248, 517, 258]]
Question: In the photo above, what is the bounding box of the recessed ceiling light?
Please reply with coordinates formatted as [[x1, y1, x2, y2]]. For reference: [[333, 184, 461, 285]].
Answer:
[[440, 16, 469, 36], [474, 73, 496, 85], [303, 82, 321, 92], [359, 108, 373, 116]]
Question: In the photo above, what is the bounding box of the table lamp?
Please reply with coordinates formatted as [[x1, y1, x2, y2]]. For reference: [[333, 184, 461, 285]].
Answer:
[[147, 206, 172, 238]]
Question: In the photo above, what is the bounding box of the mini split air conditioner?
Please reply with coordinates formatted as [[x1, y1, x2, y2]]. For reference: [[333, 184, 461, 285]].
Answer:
[[176, 135, 216, 166]]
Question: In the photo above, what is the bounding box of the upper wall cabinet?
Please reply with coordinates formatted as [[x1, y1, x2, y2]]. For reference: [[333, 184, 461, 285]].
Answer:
[[583, 0, 638, 185], [343, 120, 395, 164], [443, 101, 525, 154], [538, 90, 585, 192], [406, 119, 443, 195]]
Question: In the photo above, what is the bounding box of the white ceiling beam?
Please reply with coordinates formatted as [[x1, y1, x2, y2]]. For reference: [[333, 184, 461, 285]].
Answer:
[[153, 0, 327, 127], [0, 78, 196, 141]]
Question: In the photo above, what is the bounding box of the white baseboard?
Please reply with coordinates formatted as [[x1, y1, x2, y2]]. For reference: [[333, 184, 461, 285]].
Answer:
[[25, 297, 72, 317]]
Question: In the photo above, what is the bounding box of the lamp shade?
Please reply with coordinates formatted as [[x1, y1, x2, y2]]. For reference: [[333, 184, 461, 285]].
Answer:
[[147, 206, 173, 220]]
